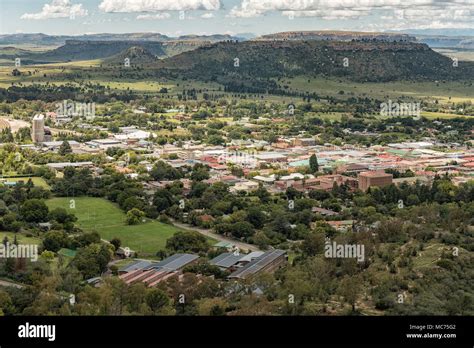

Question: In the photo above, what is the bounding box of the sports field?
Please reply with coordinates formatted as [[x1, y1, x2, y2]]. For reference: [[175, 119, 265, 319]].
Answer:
[[46, 197, 185, 256]]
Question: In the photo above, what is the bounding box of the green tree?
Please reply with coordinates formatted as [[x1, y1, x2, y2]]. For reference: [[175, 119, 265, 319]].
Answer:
[[166, 231, 209, 253], [58, 141, 73, 155], [309, 154, 319, 173], [43, 231, 69, 252], [20, 199, 49, 223], [338, 276, 362, 312], [126, 208, 145, 225], [146, 288, 170, 314]]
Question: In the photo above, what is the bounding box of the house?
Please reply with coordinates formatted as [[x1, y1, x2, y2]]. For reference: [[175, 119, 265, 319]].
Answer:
[[311, 207, 338, 216], [336, 163, 370, 174]]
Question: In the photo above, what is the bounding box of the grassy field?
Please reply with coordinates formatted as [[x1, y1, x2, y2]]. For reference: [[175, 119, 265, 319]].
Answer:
[[284, 76, 474, 104], [0, 177, 50, 189], [421, 111, 471, 119], [0, 231, 42, 245], [46, 197, 185, 256]]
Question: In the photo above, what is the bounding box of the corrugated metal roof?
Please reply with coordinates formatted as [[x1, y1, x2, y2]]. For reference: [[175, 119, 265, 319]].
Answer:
[[149, 254, 199, 271], [229, 250, 286, 279], [210, 253, 242, 268], [237, 251, 265, 263], [119, 260, 154, 273]]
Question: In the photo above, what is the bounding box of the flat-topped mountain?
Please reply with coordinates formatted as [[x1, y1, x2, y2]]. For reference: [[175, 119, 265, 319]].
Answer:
[[155, 40, 473, 84], [104, 46, 158, 66], [255, 31, 416, 42], [34, 40, 166, 62], [0, 32, 242, 47]]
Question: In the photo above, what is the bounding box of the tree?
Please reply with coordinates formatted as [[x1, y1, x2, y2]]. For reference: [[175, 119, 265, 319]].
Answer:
[[43, 231, 69, 252], [126, 208, 145, 225], [166, 231, 209, 253], [247, 207, 265, 229], [255, 185, 271, 203], [190, 166, 210, 181], [230, 221, 255, 239], [146, 288, 170, 314], [20, 199, 49, 223], [150, 161, 182, 181], [58, 141, 73, 155], [71, 243, 112, 279], [301, 232, 325, 256], [309, 154, 319, 173], [110, 238, 122, 251], [48, 207, 77, 224], [338, 276, 362, 312]]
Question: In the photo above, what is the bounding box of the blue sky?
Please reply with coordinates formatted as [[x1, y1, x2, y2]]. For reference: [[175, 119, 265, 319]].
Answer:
[[1, 0, 473, 36]]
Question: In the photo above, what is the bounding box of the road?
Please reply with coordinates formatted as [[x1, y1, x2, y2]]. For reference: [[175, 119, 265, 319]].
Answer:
[[171, 220, 260, 252], [0, 279, 24, 289]]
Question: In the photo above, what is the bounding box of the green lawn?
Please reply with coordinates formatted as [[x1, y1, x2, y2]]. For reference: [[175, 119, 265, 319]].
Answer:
[[0, 231, 42, 245], [0, 177, 50, 189], [284, 76, 474, 104], [46, 197, 184, 256]]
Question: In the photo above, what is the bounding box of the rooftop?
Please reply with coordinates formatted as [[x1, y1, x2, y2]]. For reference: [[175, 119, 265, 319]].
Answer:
[[229, 249, 286, 279]]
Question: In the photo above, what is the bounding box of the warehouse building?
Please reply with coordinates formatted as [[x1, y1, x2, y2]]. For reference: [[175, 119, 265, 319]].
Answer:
[[118, 254, 199, 287], [210, 251, 264, 272], [228, 250, 287, 280]]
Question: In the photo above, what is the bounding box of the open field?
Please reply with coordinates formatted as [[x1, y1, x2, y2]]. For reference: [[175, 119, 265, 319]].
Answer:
[[0, 231, 42, 245], [421, 111, 472, 119], [0, 177, 50, 189], [1, 59, 470, 105], [284, 76, 474, 104], [46, 197, 191, 256]]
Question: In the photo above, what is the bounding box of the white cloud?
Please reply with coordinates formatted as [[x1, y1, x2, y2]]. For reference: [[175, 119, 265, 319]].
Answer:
[[136, 13, 171, 20], [99, 0, 221, 13], [282, 10, 368, 20], [201, 13, 215, 19], [21, 0, 88, 20], [228, 7, 264, 18], [229, 0, 474, 28]]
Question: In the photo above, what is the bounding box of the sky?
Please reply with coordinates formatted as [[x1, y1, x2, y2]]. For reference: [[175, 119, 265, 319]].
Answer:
[[0, 0, 473, 36]]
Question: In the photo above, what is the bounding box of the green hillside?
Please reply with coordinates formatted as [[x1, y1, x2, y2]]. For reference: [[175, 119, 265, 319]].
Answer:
[[154, 40, 474, 92]]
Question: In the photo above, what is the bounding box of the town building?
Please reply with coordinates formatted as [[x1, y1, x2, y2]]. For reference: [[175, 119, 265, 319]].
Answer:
[[32, 114, 45, 143], [358, 171, 393, 192]]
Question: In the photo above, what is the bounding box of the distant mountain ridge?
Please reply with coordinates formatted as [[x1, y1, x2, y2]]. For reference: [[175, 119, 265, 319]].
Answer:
[[35, 40, 167, 62], [255, 31, 416, 42], [27, 38, 231, 62], [0, 32, 244, 46], [415, 35, 474, 49], [105, 46, 158, 66]]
